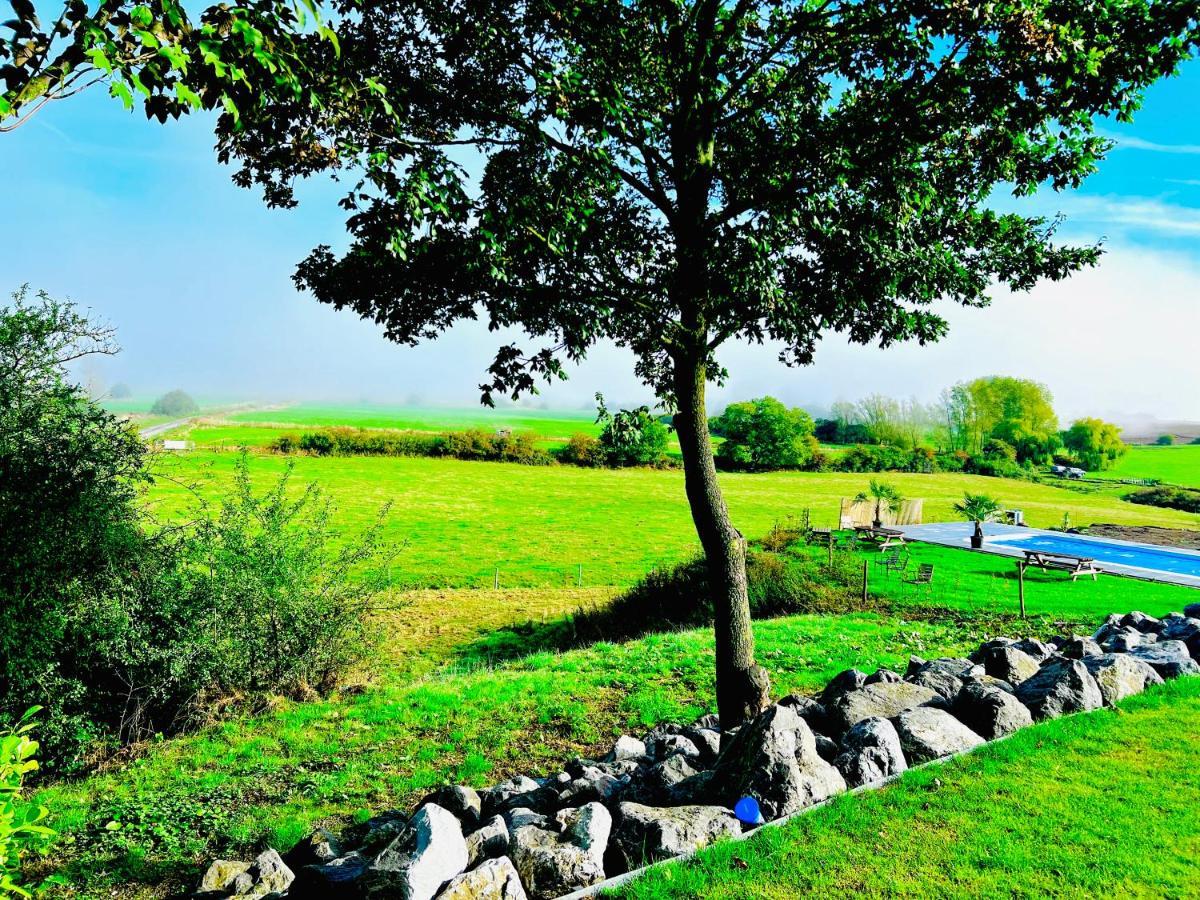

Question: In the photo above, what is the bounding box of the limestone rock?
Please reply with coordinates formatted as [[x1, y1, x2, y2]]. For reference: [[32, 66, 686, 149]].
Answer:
[[820, 669, 867, 704], [952, 680, 1032, 739], [1129, 640, 1200, 679], [1058, 636, 1103, 660], [198, 860, 252, 895], [609, 802, 739, 872], [1082, 654, 1164, 707], [1014, 659, 1103, 719], [865, 668, 902, 685], [1159, 614, 1200, 643], [907, 658, 982, 701], [827, 681, 943, 735], [423, 786, 483, 831], [284, 828, 342, 871], [813, 732, 839, 764], [979, 646, 1040, 686], [364, 804, 468, 900], [1012, 639, 1055, 662], [1100, 627, 1154, 653], [291, 852, 369, 897], [511, 803, 610, 900], [466, 815, 510, 868], [438, 856, 528, 900], [503, 808, 549, 832], [832, 716, 907, 787], [1121, 611, 1163, 634], [680, 726, 722, 765], [708, 704, 845, 821], [892, 708, 984, 764], [608, 735, 647, 762], [778, 694, 830, 734]]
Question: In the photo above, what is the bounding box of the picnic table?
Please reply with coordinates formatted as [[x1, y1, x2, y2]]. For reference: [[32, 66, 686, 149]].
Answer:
[[1021, 549, 1100, 581], [855, 526, 908, 550]]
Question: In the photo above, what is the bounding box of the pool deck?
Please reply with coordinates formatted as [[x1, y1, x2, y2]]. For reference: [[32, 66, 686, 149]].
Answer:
[[898, 522, 1200, 589]]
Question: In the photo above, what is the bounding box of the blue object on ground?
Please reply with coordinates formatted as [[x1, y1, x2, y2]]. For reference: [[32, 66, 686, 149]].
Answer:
[[734, 795, 764, 826]]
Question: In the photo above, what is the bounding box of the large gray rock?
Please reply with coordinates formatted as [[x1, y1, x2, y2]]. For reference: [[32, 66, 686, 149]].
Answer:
[[820, 669, 868, 704], [482, 777, 546, 817], [364, 804, 468, 900], [198, 860, 252, 895], [511, 803, 610, 900], [609, 803, 739, 872], [625, 753, 699, 805], [465, 815, 510, 868], [1012, 638, 1055, 662], [865, 668, 902, 685], [1159, 614, 1200, 643], [647, 734, 701, 762], [283, 828, 342, 871], [832, 717, 907, 787], [907, 658, 982, 701], [557, 764, 627, 807], [681, 726, 722, 765], [1184, 603, 1200, 619], [778, 694, 830, 734], [813, 733, 839, 764], [202, 849, 292, 899], [1014, 659, 1103, 719], [827, 681, 943, 734], [1058, 636, 1103, 660], [1121, 611, 1163, 634], [438, 856, 528, 900], [892, 708, 984, 764], [952, 680, 1032, 739], [979, 646, 1040, 686], [1130, 640, 1200, 679], [1100, 626, 1155, 653], [607, 735, 647, 762], [423, 785, 483, 831], [708, 704, 845, 820], [1082, 654, 1164, 707]]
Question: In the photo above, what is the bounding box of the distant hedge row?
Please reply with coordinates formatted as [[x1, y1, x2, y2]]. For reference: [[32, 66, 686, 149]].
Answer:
[[1124, 485, 1200, 514]]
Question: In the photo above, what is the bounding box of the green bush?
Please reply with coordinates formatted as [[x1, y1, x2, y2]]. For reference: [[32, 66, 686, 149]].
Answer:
[[0, 710, 52, 899], [1124, 486, 1200, 514], [1156, 434, 1175, 446], [557, 432, 606, 467], [149, 389, 198, 416], [596, 395, 670, 467]]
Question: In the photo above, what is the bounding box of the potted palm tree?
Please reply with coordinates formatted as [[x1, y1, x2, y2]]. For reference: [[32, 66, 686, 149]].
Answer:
[[954, 492, 1002, 549], [855, 479, 904, 528]]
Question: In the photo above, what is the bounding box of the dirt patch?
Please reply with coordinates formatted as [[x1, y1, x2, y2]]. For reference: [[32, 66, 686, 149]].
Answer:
[[1086, 524, 1200, 551]]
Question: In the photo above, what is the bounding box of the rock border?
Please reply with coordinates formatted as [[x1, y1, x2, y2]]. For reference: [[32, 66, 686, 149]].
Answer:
[[193, 606, 1200, 900]]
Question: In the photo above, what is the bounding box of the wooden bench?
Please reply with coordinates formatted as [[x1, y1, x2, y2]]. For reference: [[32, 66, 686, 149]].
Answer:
[[1022, 550, 1100, 581]]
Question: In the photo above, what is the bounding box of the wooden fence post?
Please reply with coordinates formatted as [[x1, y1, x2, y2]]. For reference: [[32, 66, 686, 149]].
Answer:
[[1017, 561, 1026, 619], [862, 560, 869, 604]]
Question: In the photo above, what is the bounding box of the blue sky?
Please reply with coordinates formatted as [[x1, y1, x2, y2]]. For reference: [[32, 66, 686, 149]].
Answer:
[[1, 57, 1198, 424]]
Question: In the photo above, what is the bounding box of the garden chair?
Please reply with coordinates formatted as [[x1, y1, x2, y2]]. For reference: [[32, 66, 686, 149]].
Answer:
[[904, 564, 935, 585], [879, 549, 909, 575]]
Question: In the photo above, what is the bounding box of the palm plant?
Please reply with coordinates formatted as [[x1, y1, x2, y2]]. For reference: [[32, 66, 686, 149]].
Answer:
[[854, 479, 904, 528], [954, 493, 1002, 548]]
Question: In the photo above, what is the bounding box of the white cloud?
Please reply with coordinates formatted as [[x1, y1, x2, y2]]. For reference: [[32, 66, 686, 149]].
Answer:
[[1107, 134, 1200, 155]]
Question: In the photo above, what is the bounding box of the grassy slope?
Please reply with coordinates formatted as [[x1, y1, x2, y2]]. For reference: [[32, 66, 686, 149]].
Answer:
[[1102, 444, 1200, 488], [141, 451, 1200, 588], [34, 613, 979, 898], [618, 677, 1200, 899]]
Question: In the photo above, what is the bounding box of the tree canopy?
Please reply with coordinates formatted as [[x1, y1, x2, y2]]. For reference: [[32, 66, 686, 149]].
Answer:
[[712, 396, 817, 471], [1063, 417, 1127, 471], [943, 376, 1061, 463], [199, 0, 1197, 724]]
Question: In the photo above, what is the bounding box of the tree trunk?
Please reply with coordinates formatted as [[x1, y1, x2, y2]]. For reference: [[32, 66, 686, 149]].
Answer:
[[672, 354, 770, 729]]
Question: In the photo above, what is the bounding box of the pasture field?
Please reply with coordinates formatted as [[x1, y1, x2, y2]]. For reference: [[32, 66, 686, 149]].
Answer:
[[620, 677, 1200, 899], [1101, 443, 1200, 488], [143, 450, 1200, 588]]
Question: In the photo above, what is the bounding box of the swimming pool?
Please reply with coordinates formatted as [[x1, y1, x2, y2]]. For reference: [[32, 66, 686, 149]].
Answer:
[[988, 532, 1200, 580]]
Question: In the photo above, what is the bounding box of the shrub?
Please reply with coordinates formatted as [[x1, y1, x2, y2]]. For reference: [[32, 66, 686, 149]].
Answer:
[[1124, 486, 1200, 514], [1156, 434, 1175, 446], [149, 389, 198, 416], [268, 432, 302, 454], [982, 437, 1017, 462], [596, 395, 670, 466], [557, 433, 605, 467], [0, 709, 52, 899]]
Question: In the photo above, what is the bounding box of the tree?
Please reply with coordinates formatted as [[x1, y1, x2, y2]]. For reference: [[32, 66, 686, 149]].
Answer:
[[713, 397, 817, 471], [953, 376, 1061, 462], [954, 492, 1002, 548], [109, 382, 132, 399], [854, 479, 903, 528], [1157, 434, 1176, 446], [1063, 417, 1127, 471], [221, 1, 1198, 726], [150, 389, 198, 416], [595, 394, 669, 467], [0, 1, 340, 134]]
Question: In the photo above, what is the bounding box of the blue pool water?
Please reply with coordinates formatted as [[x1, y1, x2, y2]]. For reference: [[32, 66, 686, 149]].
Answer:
[[990, 533, 1200, 579]]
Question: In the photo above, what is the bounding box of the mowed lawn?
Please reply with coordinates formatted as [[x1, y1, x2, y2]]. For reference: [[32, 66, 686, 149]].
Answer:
[[618, 677, 1200, 899], [1101, 443, 1200, 488], [143, 450, 1200, 588], [33, 613, 983, 899]]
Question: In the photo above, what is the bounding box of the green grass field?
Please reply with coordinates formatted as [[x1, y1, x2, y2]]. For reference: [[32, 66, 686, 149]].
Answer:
[[618, 677, 1200, 899], [227, 403, 603, 438], [1102, 443, 1200, 488], [142, 450, 1200, 588]]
